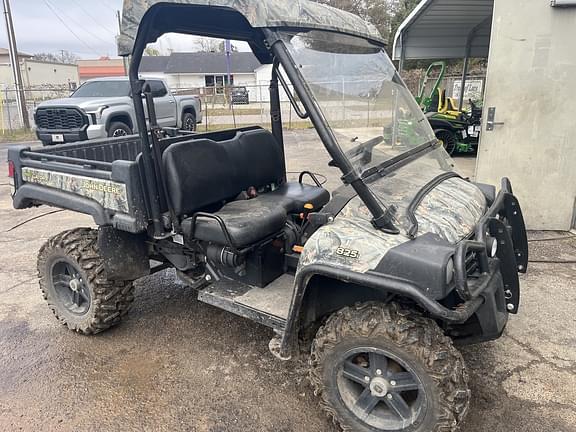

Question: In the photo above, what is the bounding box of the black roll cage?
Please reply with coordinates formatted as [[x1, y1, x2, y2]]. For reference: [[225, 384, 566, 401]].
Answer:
[[127, 5, 397, 238]]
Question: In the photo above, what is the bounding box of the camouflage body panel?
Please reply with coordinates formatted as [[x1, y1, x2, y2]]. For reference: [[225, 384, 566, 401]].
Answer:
[[298, 154, 487, 275], [118, 0, 385, 56], [21, 167, 129, 213]]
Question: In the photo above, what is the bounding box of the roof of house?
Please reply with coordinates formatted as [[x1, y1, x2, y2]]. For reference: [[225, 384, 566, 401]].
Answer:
[[0, 47, 32, 58], [139, 55, 171, 73], [140, 52, 261, 74]]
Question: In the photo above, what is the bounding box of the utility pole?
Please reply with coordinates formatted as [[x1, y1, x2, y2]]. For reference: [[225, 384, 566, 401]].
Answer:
[[117, 10, 129, 76], [3, 0, 29, 129]]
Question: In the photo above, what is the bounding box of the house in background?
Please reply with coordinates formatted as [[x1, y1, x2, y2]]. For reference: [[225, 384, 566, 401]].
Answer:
[[0, 47, 32, 64], [0, 47, 79, 98], [140, 51, 277, 102]]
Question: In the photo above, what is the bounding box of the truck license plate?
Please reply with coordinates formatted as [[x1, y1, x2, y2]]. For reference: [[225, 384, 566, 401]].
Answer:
[[51, 134, 64, 143]]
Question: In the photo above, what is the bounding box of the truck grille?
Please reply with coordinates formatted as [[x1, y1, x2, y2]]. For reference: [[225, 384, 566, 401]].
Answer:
[[35, 108, 87, 130]]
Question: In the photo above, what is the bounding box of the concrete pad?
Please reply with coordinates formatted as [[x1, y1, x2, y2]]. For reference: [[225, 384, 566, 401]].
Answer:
[[0, 132, 574, 432]]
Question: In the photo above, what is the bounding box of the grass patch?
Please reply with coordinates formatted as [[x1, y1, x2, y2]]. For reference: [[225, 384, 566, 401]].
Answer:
[[206, 108, 262, 116], [0, 129, 36, 143]]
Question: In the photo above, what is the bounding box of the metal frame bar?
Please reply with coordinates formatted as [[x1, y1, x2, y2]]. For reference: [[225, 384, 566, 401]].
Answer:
[[128, 11, 165, 238], [264, 30, 397, 234]]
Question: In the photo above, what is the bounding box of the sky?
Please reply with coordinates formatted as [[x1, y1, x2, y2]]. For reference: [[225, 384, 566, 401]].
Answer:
[[0, 0, 248, 59]]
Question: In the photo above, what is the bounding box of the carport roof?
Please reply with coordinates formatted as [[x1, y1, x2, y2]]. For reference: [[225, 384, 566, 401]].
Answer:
[[392, 0, 494, 61]]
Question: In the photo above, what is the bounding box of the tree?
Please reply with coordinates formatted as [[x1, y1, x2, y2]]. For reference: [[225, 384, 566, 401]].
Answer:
[[314, 0, 394, 42], [33, 50, 78, 65], [144, 47, 161, 56], [312, 0, 422, 55], [195, 38, 238, 53], [389, 0, 421, 43]]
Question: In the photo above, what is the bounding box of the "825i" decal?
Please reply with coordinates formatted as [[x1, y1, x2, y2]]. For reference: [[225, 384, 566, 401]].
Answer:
[[336, 247, 360, 259]]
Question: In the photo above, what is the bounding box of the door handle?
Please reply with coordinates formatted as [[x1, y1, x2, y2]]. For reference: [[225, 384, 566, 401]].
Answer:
[[486, 107, 504, 131]]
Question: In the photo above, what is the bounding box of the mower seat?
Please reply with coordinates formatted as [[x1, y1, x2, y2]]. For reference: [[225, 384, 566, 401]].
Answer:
[[191, 197, 287, 247]]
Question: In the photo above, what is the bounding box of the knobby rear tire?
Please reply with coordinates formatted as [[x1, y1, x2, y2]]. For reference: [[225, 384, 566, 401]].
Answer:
[[37, 228, 135, 335]]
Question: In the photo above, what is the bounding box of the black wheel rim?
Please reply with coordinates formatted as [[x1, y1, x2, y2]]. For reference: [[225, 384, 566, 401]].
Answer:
[[184, 116, 196, 131], [50, 259, 91, 316], [112, 128, 128, 137], [337, 347, 427, 431]]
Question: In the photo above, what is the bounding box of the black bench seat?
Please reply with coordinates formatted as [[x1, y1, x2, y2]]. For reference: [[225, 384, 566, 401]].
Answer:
[[163, 127, 330, 247], [190, 182, 330, 247]]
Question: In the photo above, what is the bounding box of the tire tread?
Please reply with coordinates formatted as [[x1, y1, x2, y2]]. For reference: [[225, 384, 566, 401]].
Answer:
[[309, 302, 470, 432], [37, 228, 135, 335]]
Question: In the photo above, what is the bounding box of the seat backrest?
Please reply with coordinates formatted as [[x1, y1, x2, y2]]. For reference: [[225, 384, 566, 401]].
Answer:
[[162, 128, 284, 215]]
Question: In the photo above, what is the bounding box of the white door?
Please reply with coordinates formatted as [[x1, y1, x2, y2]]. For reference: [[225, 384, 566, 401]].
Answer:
[[475, 0, 576, 230]]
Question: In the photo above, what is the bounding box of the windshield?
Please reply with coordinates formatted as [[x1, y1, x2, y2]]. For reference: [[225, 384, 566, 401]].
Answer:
[[72, 80, 131, 98], [281, 31, 440, 176]]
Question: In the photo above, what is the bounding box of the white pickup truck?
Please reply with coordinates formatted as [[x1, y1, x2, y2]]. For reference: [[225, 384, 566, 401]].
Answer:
[[34, 77, 202, 146]]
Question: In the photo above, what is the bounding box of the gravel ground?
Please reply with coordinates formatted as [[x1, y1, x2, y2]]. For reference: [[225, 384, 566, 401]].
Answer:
[[0, 132, 575, 432]]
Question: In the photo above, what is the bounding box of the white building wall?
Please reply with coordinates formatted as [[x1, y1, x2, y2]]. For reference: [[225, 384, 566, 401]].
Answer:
[[255, 64, 290, 102], [21, 60, 79, 88], [476, 0, 576, 230], [0, 60, 79, 90]]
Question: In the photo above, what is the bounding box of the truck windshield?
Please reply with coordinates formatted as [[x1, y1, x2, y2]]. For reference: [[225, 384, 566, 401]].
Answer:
[[280, 31, 439, 176], [72, 81, 131, 98]]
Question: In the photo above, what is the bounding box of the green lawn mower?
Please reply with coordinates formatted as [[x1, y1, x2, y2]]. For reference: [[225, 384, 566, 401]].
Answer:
[[416, 62, 482, 155]]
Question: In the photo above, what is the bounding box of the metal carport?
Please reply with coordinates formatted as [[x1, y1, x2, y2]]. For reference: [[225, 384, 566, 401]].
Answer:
[[392, 0, 494, 110]]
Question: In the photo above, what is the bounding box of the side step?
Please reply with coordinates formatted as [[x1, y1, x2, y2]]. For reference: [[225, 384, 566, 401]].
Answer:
[[197, 274, 295, 331]]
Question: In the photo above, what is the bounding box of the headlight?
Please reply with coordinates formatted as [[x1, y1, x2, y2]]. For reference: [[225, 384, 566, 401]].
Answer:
[[86, 105, 108, 121], [445, 257, 455, 285]]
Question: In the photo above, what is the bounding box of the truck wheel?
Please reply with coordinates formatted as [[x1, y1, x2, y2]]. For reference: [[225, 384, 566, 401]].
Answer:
[[309, 302, 470, 432], [108, 121, 132, 138], [37, 228, 135, 335], [182, 112, 197, 131], [436, 130, 457, 155]]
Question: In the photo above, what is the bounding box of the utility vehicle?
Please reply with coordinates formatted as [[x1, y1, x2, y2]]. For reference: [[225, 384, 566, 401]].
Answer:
[[416, 61, 482, 154], [34, 77, 202, 146], [8, 1, 528, 431]]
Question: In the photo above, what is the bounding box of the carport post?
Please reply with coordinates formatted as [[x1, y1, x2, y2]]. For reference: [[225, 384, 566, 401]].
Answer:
[[398, 34, 406, 73], [458, 52, 470, 111], [459, 17, 491, 111]]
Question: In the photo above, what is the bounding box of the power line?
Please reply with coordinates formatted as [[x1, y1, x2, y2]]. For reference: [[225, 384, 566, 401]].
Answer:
[[70, 0, 117, 35], [44, 0, 113, 47], [42, 0, 101, 57]]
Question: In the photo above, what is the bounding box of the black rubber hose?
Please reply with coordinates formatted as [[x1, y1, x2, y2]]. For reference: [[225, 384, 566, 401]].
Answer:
[[5, 209, 65, 232]]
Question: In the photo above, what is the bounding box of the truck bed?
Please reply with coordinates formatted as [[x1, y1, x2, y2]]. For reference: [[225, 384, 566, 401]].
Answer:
[[8, 127, 262, 234], [30, 134, 142, 163], [9, 135, 150, 233]]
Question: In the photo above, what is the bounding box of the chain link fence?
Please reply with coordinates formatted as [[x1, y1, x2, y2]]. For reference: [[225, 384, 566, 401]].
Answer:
[[0, 86, 70, 133], [1, 78, 484, 136]]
